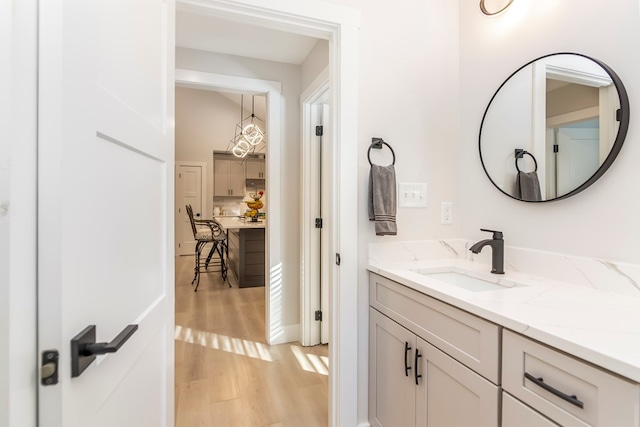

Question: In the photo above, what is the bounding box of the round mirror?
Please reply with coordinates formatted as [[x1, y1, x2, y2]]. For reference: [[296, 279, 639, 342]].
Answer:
[[479, 53, 629, 202]]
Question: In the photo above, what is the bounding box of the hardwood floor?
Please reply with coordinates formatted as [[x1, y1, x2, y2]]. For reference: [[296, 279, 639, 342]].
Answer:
[[175, 255, 329, 426]]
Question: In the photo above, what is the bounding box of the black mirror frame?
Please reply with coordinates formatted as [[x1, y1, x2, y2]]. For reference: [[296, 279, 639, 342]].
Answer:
[[478, 52, 630, 203]]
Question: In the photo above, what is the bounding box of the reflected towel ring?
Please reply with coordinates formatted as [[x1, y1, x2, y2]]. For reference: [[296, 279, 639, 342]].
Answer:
[[515, 149, 537, 173], [368, 138, 396, 166]]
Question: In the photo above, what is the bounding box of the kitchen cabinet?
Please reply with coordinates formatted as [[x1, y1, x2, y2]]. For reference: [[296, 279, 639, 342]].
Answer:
[[245, 158, 266, 179], [214, 158, 245, 196], [369, 273, 500, 427], [227, 228, 265, 287], [502, 330, 640, 427]]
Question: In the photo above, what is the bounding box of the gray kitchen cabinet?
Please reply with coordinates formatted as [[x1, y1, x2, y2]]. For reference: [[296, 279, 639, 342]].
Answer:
[[214, 158, 245, 197], [245, 158, 265, 179], [227, 228, 265, 287]]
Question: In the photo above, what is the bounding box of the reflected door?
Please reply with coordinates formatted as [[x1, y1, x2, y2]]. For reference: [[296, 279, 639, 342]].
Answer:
[[556, 127, 599, 197]]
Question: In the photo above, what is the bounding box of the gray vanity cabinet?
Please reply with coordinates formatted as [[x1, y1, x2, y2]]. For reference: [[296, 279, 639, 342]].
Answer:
[[369, 308, 418, 427], [369, 273, 500, 427], [502, 330, 640, 427]]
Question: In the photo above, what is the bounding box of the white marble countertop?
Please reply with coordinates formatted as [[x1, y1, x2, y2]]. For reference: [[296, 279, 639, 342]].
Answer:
[[368, 257, 640, 383], [215, 216, 266, 230]]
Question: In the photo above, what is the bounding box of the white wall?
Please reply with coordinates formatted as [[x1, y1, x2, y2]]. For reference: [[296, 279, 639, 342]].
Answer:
[[175, 87, 254, 214], [323, 0, 461, 423], [176, 47, 303, 328], [459, 0, 640, 264], [301, 39, 329, 90]]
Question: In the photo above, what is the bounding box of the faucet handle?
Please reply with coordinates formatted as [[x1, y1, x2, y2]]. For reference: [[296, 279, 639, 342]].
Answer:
[[480, 228, 503, 240]]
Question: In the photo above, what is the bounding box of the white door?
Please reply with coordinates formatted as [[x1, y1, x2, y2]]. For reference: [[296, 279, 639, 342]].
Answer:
[[176, 164, 203, 256], [556, 127, 599, 197], [38, 1, 175, 426]]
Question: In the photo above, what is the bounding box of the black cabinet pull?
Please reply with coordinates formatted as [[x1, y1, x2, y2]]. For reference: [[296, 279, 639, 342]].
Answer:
[[404, 342, 412, 376], [524, 372, 584, 409], [414, 348, 422, 385]]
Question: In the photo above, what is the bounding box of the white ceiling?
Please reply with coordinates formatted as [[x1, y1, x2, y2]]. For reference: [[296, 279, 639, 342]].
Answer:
[[176, 8, 320, 65]]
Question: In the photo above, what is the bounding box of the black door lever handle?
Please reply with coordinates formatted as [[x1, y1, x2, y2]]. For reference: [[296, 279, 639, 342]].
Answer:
[[71, 324, 138, 377], [82, 325, 138, 356]]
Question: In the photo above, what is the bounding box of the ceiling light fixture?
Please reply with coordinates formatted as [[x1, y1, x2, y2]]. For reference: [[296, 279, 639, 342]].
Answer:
[[479, 0, 514, 15], [227, 94, 266, 159]]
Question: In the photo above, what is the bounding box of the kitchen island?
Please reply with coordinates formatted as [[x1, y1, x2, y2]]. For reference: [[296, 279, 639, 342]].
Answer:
[[215, 216, 266, 288]]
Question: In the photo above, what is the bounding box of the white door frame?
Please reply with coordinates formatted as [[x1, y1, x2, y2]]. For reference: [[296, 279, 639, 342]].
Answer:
[[176, 2, 360, 425], [175, 161, 207, 255], [176, 69, 283, 344], [1, 0, 38, 424], [300, 68, 330, 347]]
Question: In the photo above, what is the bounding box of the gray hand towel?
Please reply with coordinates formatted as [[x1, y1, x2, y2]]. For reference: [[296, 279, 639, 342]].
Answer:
[[516, 171, 542, 201], [368, 164, 397, 235]]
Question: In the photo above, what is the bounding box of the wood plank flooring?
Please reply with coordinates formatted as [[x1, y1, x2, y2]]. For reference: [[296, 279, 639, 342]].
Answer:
[[175, 255, 328, 426]]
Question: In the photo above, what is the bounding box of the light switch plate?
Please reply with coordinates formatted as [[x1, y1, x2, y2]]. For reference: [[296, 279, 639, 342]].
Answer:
[[398, 183, 427, 208]]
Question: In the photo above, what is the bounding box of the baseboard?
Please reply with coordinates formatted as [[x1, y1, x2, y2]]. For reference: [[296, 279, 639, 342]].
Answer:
[[268, 323, 300, 345], [357, 422, 371, 427]]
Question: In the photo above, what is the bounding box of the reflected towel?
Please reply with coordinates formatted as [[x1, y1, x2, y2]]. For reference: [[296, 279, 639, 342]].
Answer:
[[516, 171, 542, 201], [368, 164, 397, 236]]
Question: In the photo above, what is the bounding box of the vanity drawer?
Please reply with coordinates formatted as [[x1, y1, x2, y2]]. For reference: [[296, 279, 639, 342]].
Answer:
[[502, 330, 640, 427], [369, 273, 500, 383]]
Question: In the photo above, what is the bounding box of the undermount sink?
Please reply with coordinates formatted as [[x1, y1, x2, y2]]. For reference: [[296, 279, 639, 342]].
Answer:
[[414, 268, 523, 292]]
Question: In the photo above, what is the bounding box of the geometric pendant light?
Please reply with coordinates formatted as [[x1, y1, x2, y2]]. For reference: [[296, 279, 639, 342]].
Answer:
[[227, 94, 266, 158]]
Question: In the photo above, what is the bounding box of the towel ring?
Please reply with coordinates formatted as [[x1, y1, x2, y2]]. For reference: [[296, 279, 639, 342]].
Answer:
[[368, 138, 396, 166], [515, 149, 537, 173]]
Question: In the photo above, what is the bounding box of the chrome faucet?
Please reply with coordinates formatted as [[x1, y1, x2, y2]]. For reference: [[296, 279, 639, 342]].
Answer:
[[469, 229, 505, 274]]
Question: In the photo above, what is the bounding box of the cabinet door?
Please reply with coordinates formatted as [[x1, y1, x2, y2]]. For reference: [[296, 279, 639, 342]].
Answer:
[[214, 159, 230, 196], [370, 308, 417, 427], [228, 159, 245, 196], [502, 393, 560, 427], [246, 159, 265, 179], [416, 337, 499, 427]]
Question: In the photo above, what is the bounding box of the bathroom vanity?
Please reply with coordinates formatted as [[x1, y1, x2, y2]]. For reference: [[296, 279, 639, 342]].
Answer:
[[368, 250, 640, 427]]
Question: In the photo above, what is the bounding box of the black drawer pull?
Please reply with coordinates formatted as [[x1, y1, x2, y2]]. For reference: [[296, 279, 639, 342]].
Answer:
[[404, 342, 412, 376], [525, 372, 584, 409], [414, 348, 422, 385]]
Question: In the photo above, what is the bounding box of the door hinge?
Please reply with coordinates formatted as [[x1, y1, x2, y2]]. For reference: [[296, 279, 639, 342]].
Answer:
[[553, 144, 559, 153], [315, 218, 323, 229], [179, 173, 181, 178], [178, 243, 181, 248], [41, 349, 59, 386], [315, 310, 323, 321], [336, 253, 341, 266], [316, 125, 323, 136]]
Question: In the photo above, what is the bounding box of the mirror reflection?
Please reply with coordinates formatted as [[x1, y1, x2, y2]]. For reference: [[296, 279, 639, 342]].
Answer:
[[479, 53, 629, 202]]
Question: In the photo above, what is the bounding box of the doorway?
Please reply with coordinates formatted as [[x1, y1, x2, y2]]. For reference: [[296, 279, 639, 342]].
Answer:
[[301, 76, 331, 347], [174, 1, 360, 425]]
